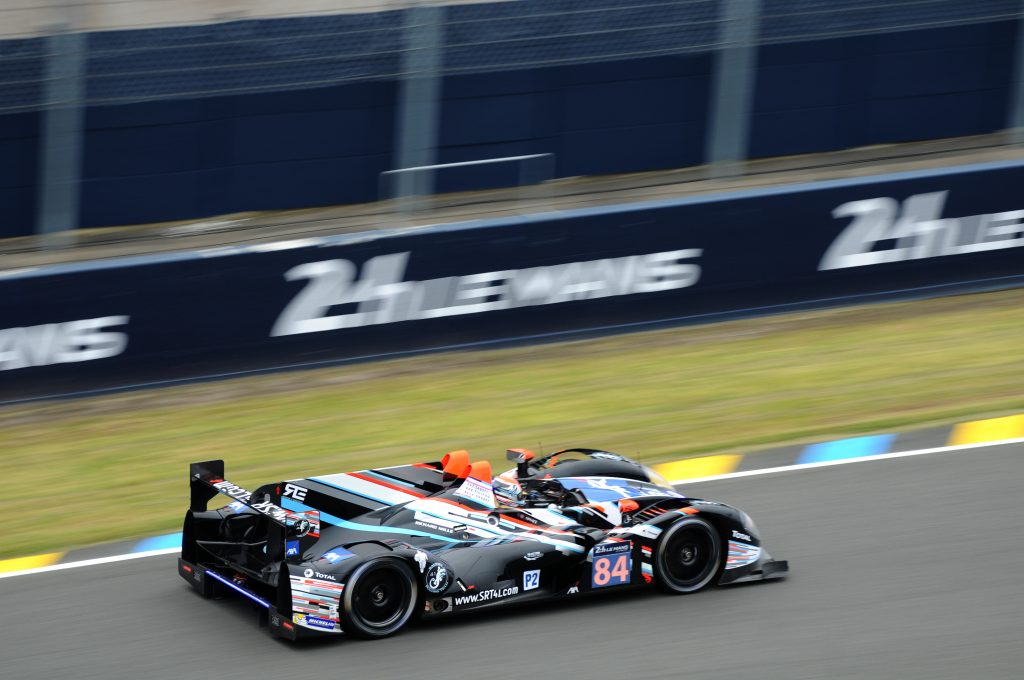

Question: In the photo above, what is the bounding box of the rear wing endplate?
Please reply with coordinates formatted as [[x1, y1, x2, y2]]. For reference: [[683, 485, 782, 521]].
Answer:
[[189, 460, 320, 561]]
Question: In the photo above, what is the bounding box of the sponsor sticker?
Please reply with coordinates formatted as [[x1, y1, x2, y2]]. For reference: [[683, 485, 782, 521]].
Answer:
[[726, 540, 762, 570], [415, 519, 455, 534], [286, 540, 300, 557], [425, 563, 452, 594], [321, 548, 355, 564], [294, 613, 337, 631], [591, 542, 631, 589], [453, 585, 519, 607], [282, 483, 307, 502], [593, 541, 631, 557], [454, 476, 496, 508], [302, 568, 337, 581], [523, 569, 540, 591], [641, 563, 654, 583]]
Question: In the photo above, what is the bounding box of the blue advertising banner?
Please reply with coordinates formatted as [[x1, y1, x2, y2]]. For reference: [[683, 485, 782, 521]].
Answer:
[[2, 159, 1023, 402]]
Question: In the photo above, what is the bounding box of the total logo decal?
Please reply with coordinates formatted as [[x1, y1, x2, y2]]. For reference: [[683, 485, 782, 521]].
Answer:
[[271, 249, 702, 336], [302, 568, 337, 581], [820, 190, 1024, 270], [0, 315, 129, 371]]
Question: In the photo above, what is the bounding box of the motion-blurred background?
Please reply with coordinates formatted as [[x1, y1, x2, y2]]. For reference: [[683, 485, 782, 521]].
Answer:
[[2, 0, 1023, 584], [3, 3, 1024, 678], [4, 0, 1023, 237]]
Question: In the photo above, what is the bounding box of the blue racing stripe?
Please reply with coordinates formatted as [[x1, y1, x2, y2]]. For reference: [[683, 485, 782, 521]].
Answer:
[[797, 434, 896, 464], [133, 532, 182, 552], [279, 497, 463, 543]]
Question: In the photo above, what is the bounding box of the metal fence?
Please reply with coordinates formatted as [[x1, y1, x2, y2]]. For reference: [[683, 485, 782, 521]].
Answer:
[[3, 0, 1023, 233], [4, 0, 1021, 112]]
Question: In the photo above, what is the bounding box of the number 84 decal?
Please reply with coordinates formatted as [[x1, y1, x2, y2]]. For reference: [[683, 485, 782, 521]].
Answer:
[[591, 541, 632, 588]]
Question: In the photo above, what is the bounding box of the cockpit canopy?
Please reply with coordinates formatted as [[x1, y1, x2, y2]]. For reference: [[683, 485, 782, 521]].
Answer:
[[524, 448, 674, 491], [556, 476, 685, 504]]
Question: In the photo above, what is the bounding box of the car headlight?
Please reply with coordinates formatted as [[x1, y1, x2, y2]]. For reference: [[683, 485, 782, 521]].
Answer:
[[739, 511, 759, 536]]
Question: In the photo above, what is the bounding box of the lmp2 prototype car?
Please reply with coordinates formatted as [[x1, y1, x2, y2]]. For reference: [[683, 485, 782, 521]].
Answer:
[[178, 448, 787, 640]]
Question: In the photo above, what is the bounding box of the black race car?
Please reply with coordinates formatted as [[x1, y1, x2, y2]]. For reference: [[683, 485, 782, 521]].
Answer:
[[178, 448, 787, 639]]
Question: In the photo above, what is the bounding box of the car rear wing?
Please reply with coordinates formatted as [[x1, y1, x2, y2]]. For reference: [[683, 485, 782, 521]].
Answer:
[[189, 459, 320, 562]]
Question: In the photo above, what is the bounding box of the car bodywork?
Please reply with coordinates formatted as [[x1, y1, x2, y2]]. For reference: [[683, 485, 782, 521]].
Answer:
[[178, 449, 787, 640]]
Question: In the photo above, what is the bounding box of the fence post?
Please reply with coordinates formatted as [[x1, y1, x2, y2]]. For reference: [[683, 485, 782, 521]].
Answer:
[[1008, 1, 1024, 144], [705, 0, 762, 179], [35, 21, 86, 239], [392, 2, 443, 213]]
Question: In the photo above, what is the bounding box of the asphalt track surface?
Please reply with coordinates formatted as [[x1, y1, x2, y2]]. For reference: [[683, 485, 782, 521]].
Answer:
[[3, 443, 1022, 680]]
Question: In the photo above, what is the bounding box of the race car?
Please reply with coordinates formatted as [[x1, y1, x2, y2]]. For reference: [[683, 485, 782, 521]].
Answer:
[[178, 448, 787, 640]]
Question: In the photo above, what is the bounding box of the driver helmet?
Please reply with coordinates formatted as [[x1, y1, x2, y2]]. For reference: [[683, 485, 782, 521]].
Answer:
[[492, 474, 522, 506]]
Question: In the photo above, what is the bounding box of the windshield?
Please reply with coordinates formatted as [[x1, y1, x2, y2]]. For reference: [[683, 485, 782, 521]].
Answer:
[[557, 477, 686, 503]]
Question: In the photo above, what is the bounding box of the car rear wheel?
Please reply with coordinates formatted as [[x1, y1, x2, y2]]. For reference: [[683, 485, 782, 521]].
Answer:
[[341, 557, 418, 638], [654, 518, 722, 594]]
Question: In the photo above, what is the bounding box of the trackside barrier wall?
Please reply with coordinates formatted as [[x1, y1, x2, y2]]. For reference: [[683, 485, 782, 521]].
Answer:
[[0, 15, 1018, 237], [2, 159, 1023, 402]]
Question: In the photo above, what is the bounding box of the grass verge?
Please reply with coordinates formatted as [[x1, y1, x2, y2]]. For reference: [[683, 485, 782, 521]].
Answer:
[[3, 288, 1023, 559]]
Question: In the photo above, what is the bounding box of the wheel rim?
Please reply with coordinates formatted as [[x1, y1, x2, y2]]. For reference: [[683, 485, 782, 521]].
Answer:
[[662, 524, 718, 589], [351, 566, 410, 629]]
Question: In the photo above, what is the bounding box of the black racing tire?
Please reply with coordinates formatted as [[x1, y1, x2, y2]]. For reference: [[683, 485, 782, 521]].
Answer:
[[340, 557, 418, 639], [654, 518, 723, 594]]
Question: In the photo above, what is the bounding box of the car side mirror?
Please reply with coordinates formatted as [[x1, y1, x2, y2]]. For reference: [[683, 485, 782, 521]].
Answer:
[[506, 448, 535, 479]]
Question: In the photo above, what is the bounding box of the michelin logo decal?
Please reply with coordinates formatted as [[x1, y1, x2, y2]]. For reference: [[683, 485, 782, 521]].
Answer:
[[271, 250, 702, 337]]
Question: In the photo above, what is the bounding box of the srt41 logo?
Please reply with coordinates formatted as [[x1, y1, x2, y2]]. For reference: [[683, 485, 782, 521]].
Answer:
[[820, 191, 1024, 270], [271, 249, 702, 336]]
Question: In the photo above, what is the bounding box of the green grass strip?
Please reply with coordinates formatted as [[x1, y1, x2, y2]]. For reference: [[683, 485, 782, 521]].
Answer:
[[3, 288, 1023, 559]]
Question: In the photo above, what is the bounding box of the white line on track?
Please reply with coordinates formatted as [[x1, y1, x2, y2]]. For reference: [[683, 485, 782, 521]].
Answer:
[[0, 547, 180, 580], [3, 437, 1022, 580]]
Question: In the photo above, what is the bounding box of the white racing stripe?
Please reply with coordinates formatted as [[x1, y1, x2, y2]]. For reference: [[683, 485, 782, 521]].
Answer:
[[0, 547, 180, 580], [3, 437, 1022, 580]]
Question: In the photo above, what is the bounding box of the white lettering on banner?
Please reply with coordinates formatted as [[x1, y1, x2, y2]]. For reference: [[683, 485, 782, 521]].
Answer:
[[0, 316, 129, 371], [271, 250, 702, 337], [820, 191, 1024, 270]]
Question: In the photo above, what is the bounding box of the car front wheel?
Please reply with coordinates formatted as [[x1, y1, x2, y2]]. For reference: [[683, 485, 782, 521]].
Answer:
[[341, 557, 418, 638], [654, 518, 722, 594]]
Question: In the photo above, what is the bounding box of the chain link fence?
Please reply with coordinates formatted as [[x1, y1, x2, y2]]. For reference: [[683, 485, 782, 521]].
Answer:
[[0, 0, 1020, 112]]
